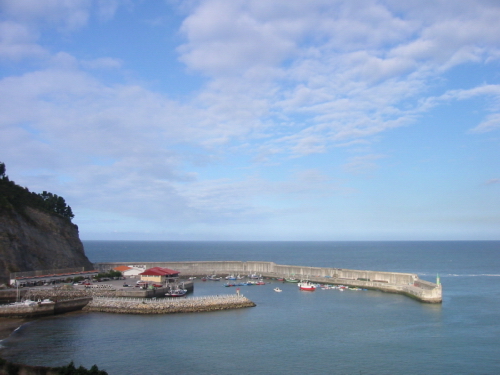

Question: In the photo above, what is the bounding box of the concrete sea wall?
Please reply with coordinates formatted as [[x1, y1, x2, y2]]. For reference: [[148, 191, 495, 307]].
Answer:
[[96, 261, 442, 303]]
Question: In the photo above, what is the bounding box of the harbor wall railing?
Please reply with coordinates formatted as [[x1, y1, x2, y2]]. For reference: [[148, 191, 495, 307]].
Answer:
[[95, 261, 442, 303]]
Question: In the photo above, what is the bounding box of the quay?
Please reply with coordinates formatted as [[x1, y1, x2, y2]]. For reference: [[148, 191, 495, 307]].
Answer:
[[95, 261, 443, 303], [0, 297, 92, 318]]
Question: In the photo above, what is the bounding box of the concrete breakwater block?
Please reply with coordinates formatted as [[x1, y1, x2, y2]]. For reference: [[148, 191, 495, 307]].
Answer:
[[83, 295, 256, 314]]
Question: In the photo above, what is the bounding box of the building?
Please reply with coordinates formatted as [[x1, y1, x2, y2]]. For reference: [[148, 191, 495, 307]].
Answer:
[[139, 267, 180, 285], [113, 265, 132, 273], [113, 265, 145, 278]]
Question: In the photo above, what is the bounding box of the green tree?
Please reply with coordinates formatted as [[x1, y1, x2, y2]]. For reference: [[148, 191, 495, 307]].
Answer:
[[0, 162, 75, 221]]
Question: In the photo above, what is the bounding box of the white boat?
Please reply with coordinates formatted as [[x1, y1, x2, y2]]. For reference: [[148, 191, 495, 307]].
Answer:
[[298, 281, 316, 291], [166, 289, 187, 297], [39, 299, 54, 304], [274, 287, 282, 292], [10, 300, 37, 306]]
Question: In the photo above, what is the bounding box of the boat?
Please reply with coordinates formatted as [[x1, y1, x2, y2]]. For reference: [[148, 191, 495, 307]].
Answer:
[[285, 278, 299, 283], [10, 300, 37, 306], [38, 299, 54, 304], [166, 289, 187, 297], [298, 281, 316, 291], [274, 287, 282, 292]]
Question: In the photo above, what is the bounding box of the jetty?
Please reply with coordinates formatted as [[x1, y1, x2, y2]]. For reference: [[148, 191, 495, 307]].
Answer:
[[96, 261, 443, 303], [84, 295, 255, 314]]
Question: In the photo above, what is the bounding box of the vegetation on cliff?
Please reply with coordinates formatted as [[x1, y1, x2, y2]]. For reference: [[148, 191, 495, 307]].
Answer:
[[0, 357, 108, 375], [0, 162, 94, 283], [0, 162, 74, 221]]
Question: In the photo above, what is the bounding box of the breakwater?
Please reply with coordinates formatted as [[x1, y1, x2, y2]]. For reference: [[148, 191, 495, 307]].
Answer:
[[96, 261, 443, 303], [84, 295, 256, 314]]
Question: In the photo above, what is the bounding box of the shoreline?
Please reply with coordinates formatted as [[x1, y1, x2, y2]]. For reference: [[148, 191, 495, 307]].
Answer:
[[0, 318, 28, 340]]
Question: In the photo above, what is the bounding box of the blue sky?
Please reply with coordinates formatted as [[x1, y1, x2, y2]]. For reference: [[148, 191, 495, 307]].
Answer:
[[1, 0, 499, 241]]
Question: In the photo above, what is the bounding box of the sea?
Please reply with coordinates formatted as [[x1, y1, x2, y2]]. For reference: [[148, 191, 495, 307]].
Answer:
[[1, 241, 499, 375]]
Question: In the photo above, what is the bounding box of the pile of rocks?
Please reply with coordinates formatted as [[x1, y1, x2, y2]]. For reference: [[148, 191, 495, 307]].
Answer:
[[83, 295, 256, 314]]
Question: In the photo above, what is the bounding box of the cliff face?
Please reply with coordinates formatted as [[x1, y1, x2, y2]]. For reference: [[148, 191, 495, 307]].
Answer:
[[0, 206, 94, 283]]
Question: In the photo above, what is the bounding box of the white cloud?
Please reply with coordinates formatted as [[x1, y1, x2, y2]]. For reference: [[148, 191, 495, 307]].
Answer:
[[81, 57, 123, 70], [470, 113, 500, 133], [343, 154, 386, 175], [0, 0, 91, 31], [0, 21, 47, 60]]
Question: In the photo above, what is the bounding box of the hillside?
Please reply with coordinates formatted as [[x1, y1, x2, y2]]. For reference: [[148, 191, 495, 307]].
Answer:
[[0, 163, 93, 284]]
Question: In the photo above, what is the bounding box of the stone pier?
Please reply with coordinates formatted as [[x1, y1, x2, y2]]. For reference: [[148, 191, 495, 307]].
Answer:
[[84, 295, 256, 314]]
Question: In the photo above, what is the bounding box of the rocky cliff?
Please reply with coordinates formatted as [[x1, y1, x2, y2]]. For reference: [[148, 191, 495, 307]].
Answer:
[[0, 206, 94, 284]]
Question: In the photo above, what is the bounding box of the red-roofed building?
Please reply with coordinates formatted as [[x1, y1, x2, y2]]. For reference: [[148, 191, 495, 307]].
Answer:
[[113, 265, 132, 273], [140, 267, 180, 284]]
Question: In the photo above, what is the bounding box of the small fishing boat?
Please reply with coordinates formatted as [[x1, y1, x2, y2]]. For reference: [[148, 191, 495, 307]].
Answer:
[[274, 287, 282, 292], [38, 299, 54, 304], [166, 289, 187, 297], [298, 281, 316, 291]]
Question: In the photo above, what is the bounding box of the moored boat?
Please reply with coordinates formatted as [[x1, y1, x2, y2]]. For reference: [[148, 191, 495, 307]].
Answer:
[[298, 281, 316, 291], [166, 289, 187, 297]]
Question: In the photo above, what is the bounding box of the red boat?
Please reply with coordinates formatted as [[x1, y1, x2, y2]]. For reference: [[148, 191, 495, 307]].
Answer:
[[298, 281, 316, 291]]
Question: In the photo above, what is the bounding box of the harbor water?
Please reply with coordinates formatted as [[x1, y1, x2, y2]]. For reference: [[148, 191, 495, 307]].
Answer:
[[1, 241, 499, 374]]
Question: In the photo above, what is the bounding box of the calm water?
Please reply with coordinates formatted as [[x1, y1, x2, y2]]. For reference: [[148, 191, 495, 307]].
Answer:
[[1, 241, 499, 375]]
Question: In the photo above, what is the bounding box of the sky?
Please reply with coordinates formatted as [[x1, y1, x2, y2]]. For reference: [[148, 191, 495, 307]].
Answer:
[[1, 0, 499, 241]]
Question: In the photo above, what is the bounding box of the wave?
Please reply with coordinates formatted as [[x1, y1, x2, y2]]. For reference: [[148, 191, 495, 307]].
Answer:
[[418, 272, 500, 277], [441, 274, 500, 277]]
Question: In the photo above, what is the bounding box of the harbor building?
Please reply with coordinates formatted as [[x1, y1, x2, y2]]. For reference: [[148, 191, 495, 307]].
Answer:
[[139, 267, 180, 285]]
